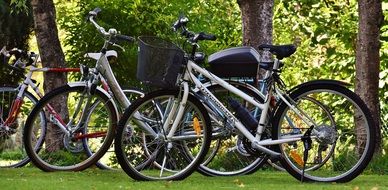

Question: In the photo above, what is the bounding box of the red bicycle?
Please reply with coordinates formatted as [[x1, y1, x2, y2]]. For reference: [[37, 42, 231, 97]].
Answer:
[[0, 47, 79, 167]]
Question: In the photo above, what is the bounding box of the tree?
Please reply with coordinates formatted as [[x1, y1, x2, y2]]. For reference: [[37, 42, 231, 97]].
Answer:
[[31, 0, 68, 150], [355, 0, 383, 153], [237, 0, 274, 79]]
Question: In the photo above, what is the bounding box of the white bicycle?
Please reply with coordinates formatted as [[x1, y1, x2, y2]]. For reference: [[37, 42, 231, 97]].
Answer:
[[114, 16, 376, 182]]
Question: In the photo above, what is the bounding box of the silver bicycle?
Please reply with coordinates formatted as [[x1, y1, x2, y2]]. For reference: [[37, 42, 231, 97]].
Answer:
[[23, 8, 141, 171]]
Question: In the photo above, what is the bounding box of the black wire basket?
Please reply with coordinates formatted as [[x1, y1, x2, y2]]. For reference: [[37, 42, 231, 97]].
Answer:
[[137, 36, 185, 89]]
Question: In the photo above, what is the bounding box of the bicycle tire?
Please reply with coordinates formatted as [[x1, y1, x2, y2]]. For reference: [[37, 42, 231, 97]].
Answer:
[[23, 84, 117, 171], [0, 86, 46, 168], [272, 82, 376, 182], [115, 89, 212, 180]]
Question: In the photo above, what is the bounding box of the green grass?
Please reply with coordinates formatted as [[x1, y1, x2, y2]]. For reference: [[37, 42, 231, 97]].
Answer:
[[0, 168, 387, 190]]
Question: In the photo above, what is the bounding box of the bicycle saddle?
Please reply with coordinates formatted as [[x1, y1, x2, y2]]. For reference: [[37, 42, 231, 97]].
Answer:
[[258, 44, 296, 60], [84, 50, 118, 61]]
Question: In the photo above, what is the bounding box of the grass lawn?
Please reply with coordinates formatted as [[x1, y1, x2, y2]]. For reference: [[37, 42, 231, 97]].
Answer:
[[0, 167, 387, 190]]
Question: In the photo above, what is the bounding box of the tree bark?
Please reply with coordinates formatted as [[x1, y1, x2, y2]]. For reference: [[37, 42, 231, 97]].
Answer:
[[355, 0, 383, 153], [31, 0, 68, 151], [237, 0, 274, 79]]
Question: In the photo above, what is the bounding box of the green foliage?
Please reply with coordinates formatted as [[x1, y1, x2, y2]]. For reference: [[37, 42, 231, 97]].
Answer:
[[273, 0, 358, 87], [380, 3, 388, 137], [0, 149, 24, 160], [0, 0, 33, 86], [9, 0, 29, 13], [56, 0, 241, 88], [56, 0, 387, 137], [40, 150, 88, 166], [274, 0, 388, 137], [0, 0, 33, 50]]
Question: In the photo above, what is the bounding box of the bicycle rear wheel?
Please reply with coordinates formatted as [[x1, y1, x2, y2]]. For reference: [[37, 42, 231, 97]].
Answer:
[[23, 84, 117, 171], [0, 86, 45, 168], [115, 89, 211, 180], [273, 83, 376, 182]]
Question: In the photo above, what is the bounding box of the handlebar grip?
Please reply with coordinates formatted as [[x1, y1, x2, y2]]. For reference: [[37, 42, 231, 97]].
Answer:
[[197, 32, 217, 41], [9, 49, 25, 59], [115, 34, 135, 43], [88, 7, 101, 18], [172, 20, 180, 31], [172, 16, 189, 31]]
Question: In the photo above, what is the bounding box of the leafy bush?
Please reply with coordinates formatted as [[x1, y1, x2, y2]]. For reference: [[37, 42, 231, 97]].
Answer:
[[0, 0, 33, 86], [40, 149, 88, 166], [56, 0, 241, 88]]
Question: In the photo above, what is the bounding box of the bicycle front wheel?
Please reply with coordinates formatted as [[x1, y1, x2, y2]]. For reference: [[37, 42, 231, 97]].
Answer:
[[0, 86, 45, 168], [115, 89, 212, 181], [273, 83, 376, 182], [23, 84, 117, 171]]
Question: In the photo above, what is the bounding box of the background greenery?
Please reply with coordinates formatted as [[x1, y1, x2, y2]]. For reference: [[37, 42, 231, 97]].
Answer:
[[0, 0, 33, 85], [55, 0, 388, 135]]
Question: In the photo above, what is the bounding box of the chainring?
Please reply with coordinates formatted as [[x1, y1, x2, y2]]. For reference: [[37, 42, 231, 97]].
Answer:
[[241, 128, 272, 156]]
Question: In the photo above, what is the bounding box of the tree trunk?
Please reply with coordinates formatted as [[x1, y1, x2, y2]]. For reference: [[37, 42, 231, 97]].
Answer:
[[237, 0, 274, 79], [355, 0, 383, 154], [31, 0, 68, 151]]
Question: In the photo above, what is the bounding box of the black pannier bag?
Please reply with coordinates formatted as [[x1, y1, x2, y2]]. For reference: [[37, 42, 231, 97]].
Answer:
[[208, 46, 260, 78]]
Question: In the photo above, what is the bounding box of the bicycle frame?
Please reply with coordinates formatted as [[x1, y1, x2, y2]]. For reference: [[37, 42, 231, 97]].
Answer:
[[163, 59, 321, 157], [1, 63, 79, 129], [44, 51, 128, 138], [38, 13, 152, 140]]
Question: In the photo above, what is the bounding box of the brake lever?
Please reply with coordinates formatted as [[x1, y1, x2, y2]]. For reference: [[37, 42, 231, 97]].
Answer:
[[112, 43, 125, 52], [0, 46, 10, 57]]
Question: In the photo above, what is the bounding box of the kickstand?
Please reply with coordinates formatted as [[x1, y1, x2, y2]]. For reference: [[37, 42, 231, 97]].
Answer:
[[301, 128, 312, 182]]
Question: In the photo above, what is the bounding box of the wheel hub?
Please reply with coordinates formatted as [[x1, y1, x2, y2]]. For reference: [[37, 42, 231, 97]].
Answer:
[[63, 133, 84, 153], [313, 124, 338, 145], [0, 126, 16, 139]]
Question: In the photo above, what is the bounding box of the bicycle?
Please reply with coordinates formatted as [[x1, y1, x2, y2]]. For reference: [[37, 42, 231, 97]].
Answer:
[[129, 16, 335, 176], [114, 17, 376, 182], [0, 47, 80, 168], [23, 8, 141, 171]]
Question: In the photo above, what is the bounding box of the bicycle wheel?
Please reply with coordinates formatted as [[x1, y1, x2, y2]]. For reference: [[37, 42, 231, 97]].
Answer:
[[0, 86, 45, 168], [23, 84, 117, 171], [273, 83, 376, 182], [115, 89, 211, 180], [194, 82, 268, 176], [90, 88, 144, 170]]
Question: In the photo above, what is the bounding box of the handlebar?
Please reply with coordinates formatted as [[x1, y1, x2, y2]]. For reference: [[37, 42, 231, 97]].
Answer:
[[172, 15, 216, 44], [87, 8, 135, 44], [1, 46, 38, 73]]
